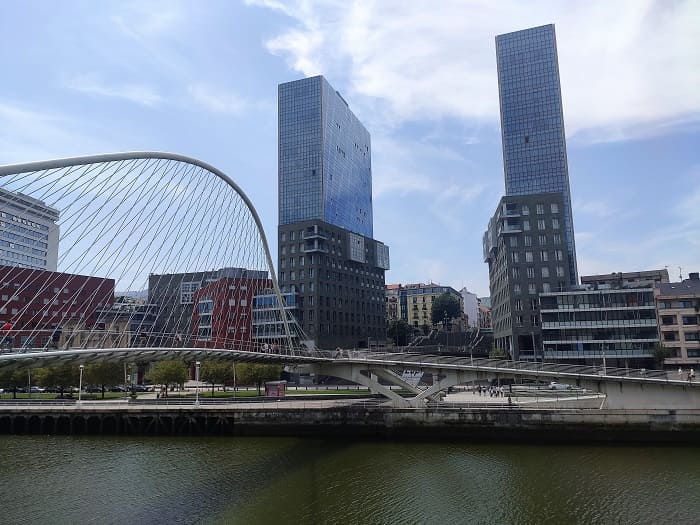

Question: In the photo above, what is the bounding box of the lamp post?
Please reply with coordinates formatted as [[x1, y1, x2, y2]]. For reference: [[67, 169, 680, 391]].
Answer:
[[78, 364, 84, 404], [195, 361, 201, 407], [444, 310, 449, 350]]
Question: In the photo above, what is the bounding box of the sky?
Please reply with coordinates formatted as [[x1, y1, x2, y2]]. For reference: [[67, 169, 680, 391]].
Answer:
[[0, 0, 698, 297]]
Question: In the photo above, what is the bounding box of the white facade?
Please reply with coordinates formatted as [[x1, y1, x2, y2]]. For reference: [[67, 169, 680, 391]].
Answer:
[[0, 187, 59, 271], [460, 287, 479, 328]]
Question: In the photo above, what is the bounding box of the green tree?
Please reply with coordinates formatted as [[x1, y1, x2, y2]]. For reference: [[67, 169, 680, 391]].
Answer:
[[489, 344, 506, 359], [200, 361, 236, 397], [431, 293, 462, 327], [84, 362, 123, 399], [35, 365, 80, 396], [235, 363, 282, 395], [0, 368, 30, 399], [148, 360, 189, 392], [387, 319, 409, 346], [652, 344, 674, 369]]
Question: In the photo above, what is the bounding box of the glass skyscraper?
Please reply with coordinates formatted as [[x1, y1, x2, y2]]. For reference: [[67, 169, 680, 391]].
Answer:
[[279, 75, 373, 238], [496, 24, 578, 283], [278, 76, 388, 349]]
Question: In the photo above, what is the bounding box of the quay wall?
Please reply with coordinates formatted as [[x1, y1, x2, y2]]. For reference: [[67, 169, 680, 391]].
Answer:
[[1, 406, 700, 443]]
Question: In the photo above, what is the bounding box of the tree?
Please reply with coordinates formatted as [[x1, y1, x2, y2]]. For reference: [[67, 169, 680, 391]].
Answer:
[[84, 362, 123, 399], [200, 361, 236, 397], [148, 360, 189, 391], [431, 293, 462, 327], [387, 319, 409, 346], [235, 363, 282, 395], [0, 368, 31, 399], [35, 365, 80, 396], [652, 344, 674, 369], [489, 344, 506, 359]]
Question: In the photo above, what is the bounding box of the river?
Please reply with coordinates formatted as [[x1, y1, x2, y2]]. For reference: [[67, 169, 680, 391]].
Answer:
[[1, 435, 699, 524]]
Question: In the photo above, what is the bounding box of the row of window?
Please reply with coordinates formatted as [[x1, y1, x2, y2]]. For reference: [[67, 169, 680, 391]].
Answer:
[[0, 211, 50, 231], [661, 315, 699, 326]]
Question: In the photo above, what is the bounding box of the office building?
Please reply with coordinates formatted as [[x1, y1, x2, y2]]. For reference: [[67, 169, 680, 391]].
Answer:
[[540, 284, 658, 367], [148, 267, 268, 347], [252, 290, 299, 347], [483, 193, 572, 359], [278, 76, 389, 349], [0, 265, 114, 350], [581, 269, 669, 288], [496, 24, 578, 283], [0, 187, 59, 271], [655, 272, 700, 367]]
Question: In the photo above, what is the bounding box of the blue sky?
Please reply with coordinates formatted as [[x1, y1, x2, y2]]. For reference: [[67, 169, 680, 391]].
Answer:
[[0, 0, 698, 297]]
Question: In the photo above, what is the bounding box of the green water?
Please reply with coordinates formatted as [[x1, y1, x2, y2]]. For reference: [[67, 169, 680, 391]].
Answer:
[[0, 435, 698, 524]]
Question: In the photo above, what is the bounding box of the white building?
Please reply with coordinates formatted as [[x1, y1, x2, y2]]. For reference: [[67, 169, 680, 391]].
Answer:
[[0, 187, 59, 271], [460, 287, 479, 328]]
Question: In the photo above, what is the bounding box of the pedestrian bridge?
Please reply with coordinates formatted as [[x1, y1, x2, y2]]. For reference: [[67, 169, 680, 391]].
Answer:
[[1, 347, 698, 410]]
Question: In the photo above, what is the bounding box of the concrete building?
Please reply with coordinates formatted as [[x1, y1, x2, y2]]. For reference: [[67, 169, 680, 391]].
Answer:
[[655, 272, 700, 367], [251, 290, 299, 348], [0, 187, 59, 271], [496, 24, 578, 283], [539, 284, 658, 367], [460, 287, 479, 328], [148, 267, 268, 347], [278, 76, 389, 349], [483, 193, 572, 360]]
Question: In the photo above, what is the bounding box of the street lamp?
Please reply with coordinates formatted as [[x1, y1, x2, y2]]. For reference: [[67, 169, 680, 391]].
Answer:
[[195, 361, 201, 407], [444, 310, 449, 350], [78, 364, 84, 404]]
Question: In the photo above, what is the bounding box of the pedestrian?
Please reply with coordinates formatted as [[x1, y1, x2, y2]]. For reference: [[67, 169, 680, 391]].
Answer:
[[691, 369, 696, 382], [678, 367, 683, 378]]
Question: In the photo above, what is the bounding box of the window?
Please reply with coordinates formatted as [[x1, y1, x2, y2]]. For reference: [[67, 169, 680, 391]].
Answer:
[[180, 281, 201, 304], [513, 284, 521, 294], [661, 315, 676, 325], [521, 205, 529, 215], [551, 203, 559, 213], [555, 250, 564, 261], [556, 266, 564, 277], [536, 204, 545, 215], [281, 232, 286, 242], [290, 244, 296, 254], [541, 267, 550, 278], [553, 234, 561, 244], [528, 283, 536, 294], [539, 235, 547, 246], [537, 219, 546, 230], [683, 316, 698, 325], [663, 331, 678, 341], [529, 298, 539, 310], [552, 218, 560, 229], [511, 252, 519, 263], [515, 315, 523, 326], [523, 219, 530, 231], [509, 237, 518, 247], [512, 268, 520, 279], [525, 251, 533, 262], [524, 235, 532, 247], [281, 246, 286, 255], [290, 231, 295, 241], [514, 299, 522, 310], [542, 282, 551, 293], [540, 250, 548, 262], [531, 314, 539, 326], [686, 332, 699, 341], [526, 267, 535, 279]]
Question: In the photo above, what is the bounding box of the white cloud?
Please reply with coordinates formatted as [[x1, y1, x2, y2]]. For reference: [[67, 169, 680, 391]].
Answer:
[[249, 0, 700, 143], [66, 74, 162, 106], [0, 102, 115, 163], [187, 84, 249, 115]]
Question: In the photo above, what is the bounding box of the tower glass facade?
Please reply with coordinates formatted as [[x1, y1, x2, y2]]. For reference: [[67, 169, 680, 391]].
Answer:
[[496, 24, 577, 283], [278, 76, 388, 349], [279, 76, 373, 238]]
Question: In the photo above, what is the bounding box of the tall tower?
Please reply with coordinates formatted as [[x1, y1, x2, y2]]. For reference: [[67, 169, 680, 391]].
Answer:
[[278, 76, 389, 350], [496, 24, 577, 284]]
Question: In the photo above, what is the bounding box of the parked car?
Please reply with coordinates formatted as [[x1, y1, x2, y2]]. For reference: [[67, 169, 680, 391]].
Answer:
[[548, 381, 572, 390], [28, 386, 46, 393]]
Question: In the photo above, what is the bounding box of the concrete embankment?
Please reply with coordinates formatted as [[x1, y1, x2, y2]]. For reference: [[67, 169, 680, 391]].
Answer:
[[1, 405, 699, 443]]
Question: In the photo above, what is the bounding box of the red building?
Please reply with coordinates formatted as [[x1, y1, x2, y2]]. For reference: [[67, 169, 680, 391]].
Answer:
[[191, 276, 270, 350], [0, 265, 114, 350]]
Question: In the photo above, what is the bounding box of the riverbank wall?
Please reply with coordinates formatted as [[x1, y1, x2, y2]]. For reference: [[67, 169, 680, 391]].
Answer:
[[1, 405, 699, 443]]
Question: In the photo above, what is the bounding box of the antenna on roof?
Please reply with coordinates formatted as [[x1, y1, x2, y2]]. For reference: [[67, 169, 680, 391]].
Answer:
[[679, 267, 683, 281]]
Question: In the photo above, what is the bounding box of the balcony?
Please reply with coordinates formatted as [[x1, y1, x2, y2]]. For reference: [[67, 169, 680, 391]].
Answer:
[[302, 230, 328, 241], [302, 241, 329, 253]]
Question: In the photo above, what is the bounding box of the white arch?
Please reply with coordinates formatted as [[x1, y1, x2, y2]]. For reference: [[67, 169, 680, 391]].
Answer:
[[0, 151, 295, 352]]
